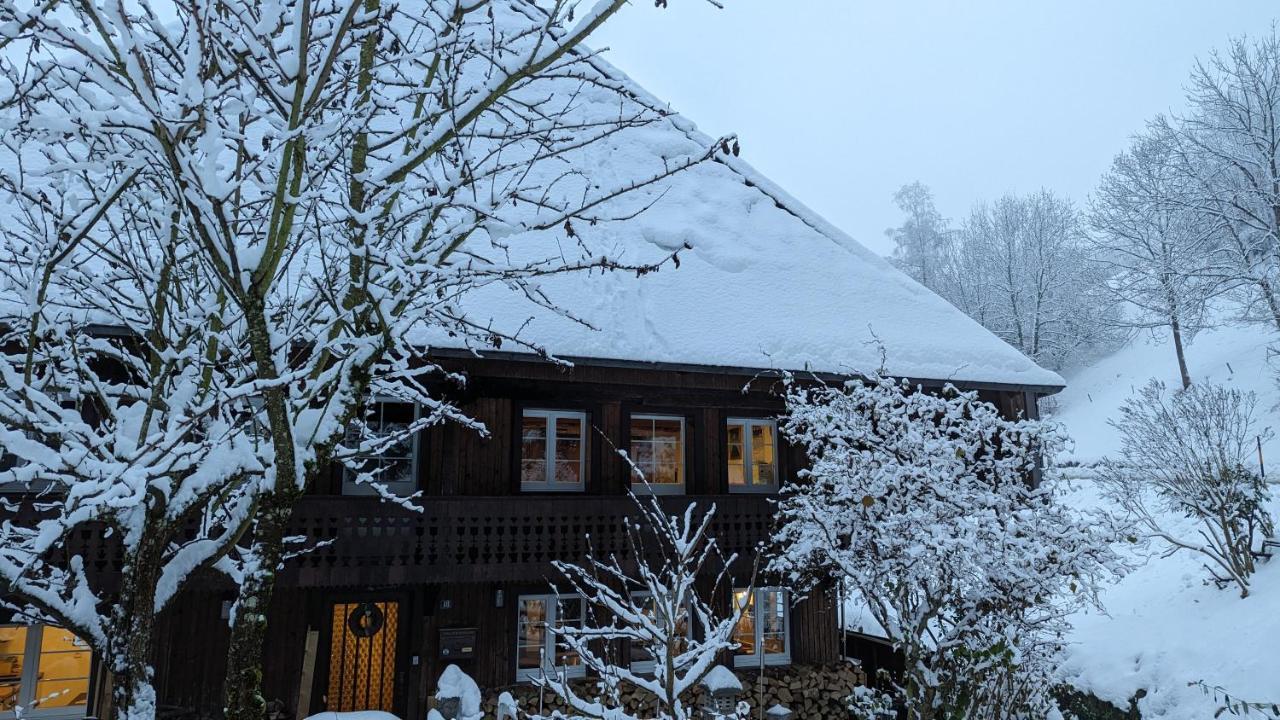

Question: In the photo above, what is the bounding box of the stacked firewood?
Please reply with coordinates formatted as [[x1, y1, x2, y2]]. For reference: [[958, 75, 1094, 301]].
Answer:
[[479, 662, 866, 720]]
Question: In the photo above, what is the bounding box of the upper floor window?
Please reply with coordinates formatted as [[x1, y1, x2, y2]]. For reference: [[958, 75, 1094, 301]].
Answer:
[[515, 594, 585, 682], [731, 588, 790, 668], [629, 415, 685, 494], [521, 410, 587, 492], [726, 418, 778, 492], [0, 624, 92, 718], [343, 401, 419, 496]]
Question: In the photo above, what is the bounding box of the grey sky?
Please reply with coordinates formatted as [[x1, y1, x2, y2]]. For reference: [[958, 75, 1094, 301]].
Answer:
[[592, 1, 1278, 256]]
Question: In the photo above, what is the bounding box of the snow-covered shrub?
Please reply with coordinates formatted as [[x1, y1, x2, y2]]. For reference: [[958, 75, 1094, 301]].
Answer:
[[1099, 380, 1274, 597], [771, 373, 1125, 720], [532, 492, 748, 720]]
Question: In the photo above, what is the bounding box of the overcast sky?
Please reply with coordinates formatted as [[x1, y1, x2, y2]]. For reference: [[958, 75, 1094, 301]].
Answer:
[[592, 1, 1278, 256]]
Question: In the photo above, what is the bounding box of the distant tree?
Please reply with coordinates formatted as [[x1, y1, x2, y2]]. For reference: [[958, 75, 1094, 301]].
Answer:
[[1089, 130, 1230, 388], [1158, 32, 1280, 332], [886, 182, 953, 289], [950, 190, 1121, 370], [1098, 380, 1274, 598]]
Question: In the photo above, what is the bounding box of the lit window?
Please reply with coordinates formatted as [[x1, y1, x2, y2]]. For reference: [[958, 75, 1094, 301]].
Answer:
[[731, 588, 790, 668], [0, 624, 92, 718], [726, 419, 778, 492], [628, 592, 691, 675], [342, 401, 419, 496], [521, 410, 587, 492], [629, 415, 685, 494], [516, 595, 585, 682]]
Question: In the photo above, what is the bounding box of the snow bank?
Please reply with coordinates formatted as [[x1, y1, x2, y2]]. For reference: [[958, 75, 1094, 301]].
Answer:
[[1056, 479, 1280, 716], [305, 713, 401, 720]]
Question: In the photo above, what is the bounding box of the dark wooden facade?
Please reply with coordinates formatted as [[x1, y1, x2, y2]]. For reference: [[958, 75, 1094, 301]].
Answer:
[[3, 353, 1047, 720]]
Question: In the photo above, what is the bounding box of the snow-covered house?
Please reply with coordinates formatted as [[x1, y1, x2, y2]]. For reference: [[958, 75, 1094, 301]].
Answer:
[[0, 42, 1062, 720]]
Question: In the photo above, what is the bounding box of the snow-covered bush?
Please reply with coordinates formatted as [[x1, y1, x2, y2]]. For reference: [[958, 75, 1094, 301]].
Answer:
[[532, 491, 749, 720], [771, 373, 1125, 720], [1098, 380, 1274, 597]]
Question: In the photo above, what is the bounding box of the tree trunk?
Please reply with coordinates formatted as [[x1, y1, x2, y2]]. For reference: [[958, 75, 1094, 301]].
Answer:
[[223, 492, 295, 720], [224, 305, 302, 720], [1170, 315, 1192, 390], [108, 533, 165, 720]]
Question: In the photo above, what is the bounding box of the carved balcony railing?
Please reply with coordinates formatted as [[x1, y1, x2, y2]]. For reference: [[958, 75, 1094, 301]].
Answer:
[[0, 493, 775, 588]]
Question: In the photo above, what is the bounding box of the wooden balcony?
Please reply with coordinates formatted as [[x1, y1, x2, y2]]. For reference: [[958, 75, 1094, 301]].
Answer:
[[1, 493, 775, 588], [281, 494, 774, 586]]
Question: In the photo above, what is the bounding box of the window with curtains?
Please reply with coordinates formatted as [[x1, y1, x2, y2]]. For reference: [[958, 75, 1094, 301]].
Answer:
[[515, 595, 585, 681], [520, 410, 587, 491], [725, 418, 778, 492], [342, 401, 419, 496], [0, 624, 92, 718], [731, 588, 790, 667], [628, 415, 685, 494]]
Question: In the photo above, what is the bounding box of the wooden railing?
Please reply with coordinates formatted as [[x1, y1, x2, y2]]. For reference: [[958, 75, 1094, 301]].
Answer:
[[281, 494, 773, 586], [0, 494, 775, 588]]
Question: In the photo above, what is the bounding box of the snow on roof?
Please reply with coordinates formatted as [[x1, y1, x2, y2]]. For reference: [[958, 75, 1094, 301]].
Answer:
[[416, 37, 1065, 390]]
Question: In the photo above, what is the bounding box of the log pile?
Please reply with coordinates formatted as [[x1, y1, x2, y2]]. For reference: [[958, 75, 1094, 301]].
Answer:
[[479, 661, 866, 720]]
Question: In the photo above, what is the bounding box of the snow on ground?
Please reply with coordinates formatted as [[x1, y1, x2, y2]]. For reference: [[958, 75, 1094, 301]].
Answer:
[[1050, 323, 1279, 465], [1048, 320, 1280, 717]]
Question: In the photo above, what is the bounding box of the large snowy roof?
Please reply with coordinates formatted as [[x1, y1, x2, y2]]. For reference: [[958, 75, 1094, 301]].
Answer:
[[418, 49, 1065, 391]]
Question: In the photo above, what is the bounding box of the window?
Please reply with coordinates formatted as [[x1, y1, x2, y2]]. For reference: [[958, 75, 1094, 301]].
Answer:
[[628, 592, 691, 675], [731, 588, 790, 668], [516, 595, 585, 681], [629, 415, 685, 494], [0, 624, 92, 718], [521, 410, 587, 492], [726, 419, 778, 492], [342, 401, 419, 496]]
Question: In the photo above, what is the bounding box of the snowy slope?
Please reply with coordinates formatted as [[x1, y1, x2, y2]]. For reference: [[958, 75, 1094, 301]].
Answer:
[[1050, 323, 1279, 465], [1049, 322, 1280, 717]]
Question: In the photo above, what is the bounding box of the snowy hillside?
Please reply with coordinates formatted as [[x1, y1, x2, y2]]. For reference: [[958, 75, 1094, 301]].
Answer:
[[1049, 323, 1279, 465], [1047, 321, 1280, 717]]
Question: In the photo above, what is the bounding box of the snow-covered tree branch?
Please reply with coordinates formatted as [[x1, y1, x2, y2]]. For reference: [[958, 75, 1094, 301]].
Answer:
[[0, 0, 731, 717], [533, 490, 750, 720]]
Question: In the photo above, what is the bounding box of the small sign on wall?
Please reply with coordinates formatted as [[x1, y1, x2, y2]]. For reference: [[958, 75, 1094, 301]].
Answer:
[[439, 627, 478, 659]]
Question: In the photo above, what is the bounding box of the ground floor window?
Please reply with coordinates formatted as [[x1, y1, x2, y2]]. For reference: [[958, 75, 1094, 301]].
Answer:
[[516, 595, 585, 681], [731, 588, 790, 668], [0, 624, 92, 718], [628, 592, 691, 674]]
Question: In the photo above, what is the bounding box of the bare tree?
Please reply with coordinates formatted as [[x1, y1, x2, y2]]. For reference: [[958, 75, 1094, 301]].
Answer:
[[1160, 31, 1280, 331], [1098, 380, 1274, 598], [1089, 130, 1230, 388], [534, 491, 750, 720], [0, 0, 730, 717], [949, 190, 1121, 370], [886, 182, 953, 289]]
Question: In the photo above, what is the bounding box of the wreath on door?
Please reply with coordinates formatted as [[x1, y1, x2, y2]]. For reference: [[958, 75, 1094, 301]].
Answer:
[[346, 602, 385, 638]]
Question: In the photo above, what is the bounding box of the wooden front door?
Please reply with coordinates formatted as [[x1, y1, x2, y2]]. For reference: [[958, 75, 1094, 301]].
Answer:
[[324, 600, 400, 711]]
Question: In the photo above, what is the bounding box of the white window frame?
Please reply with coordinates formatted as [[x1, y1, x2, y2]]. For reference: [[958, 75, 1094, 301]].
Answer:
[[515, 594, 587, 682], [628, 414, 686, 495], [628, 591, 694, 675], [0, 623, 92, 719], [731, 588, 791, 668], [520, 409, 588, 492], [341, 400, 421, 496], [726, 418, 780, 493]]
